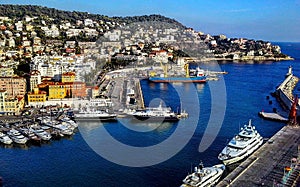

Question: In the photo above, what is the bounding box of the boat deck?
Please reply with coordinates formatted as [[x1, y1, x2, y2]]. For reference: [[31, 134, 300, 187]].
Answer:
[[216, 125, 300, 187], [258, 111, 288, 122]]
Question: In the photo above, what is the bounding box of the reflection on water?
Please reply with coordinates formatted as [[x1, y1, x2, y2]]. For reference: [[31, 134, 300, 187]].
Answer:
[[80, 117, 175, 134], [127, 120, 173, 133], [12, 143, 29, 150], [196, 83, 205, 91], [78, 121, 104, 133]]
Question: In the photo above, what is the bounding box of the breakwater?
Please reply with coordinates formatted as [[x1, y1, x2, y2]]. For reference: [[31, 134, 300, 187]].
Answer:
[[275, 73, 299, 110]]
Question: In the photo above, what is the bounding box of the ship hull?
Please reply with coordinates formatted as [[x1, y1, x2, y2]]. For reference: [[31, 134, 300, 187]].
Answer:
[[149, 76, 206, 83], [132, 115, 179, 122], [74, 116, 117, 122]]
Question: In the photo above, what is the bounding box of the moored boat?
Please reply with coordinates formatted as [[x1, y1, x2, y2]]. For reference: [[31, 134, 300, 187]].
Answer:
[[218, 119, 263, 165], [7, 129, 28, 144], [0, 132, 13, 145], [19, 128, 42, 144], [30, 128, 52, 141], [181, 162, 225, 187], [74, 109, 117, 122], [132, 103, 179, 122]]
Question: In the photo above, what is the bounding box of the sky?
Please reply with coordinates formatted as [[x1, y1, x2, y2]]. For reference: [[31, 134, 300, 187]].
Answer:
[[1, 0, 300, 42]]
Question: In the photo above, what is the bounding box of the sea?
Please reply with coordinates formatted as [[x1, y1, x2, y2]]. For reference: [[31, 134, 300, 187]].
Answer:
[[1, 42, 300, 187]]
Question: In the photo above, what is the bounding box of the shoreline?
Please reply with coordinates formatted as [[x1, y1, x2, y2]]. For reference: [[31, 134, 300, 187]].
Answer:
[[184, 56, 294, 63]]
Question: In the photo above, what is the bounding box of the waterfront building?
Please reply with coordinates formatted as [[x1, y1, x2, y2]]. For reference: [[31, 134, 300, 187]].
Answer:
[[27, 88, 47, 106], [38, 81, 87, 100], [0, 76, 26, 98], [0, 90, 7, 114], [4, 96, 24, 115], [0, 90, 24, 115], [48, 82, 67, 99], [66, 82, 87, 98]]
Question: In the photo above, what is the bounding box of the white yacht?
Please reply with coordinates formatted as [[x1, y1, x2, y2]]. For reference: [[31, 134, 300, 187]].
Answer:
[[0, 132, 13, 145], [43, 121, 73, 136], [31, 128, 52, 141], [218, 119, 263, 165], [60, 117, 78, 128], [181, 162, 225, 187], [7, 129, 28, 144]]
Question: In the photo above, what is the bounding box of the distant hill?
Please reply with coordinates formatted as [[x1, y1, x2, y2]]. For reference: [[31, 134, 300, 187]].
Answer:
[[0, 4, 186, 28]]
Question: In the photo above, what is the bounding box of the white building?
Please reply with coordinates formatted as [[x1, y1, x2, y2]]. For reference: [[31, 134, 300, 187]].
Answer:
[[29, 70, 42, 91]]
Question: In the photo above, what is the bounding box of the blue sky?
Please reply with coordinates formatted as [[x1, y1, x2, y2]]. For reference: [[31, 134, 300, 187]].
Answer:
[[1, 0, 300, 42]]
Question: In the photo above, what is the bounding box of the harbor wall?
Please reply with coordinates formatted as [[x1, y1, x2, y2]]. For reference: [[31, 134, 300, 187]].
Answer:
[[275, 74, 299, 111]]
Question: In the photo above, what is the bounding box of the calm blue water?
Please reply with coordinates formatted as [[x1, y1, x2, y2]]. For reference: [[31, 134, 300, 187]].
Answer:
[[1, 42, 300, 187]]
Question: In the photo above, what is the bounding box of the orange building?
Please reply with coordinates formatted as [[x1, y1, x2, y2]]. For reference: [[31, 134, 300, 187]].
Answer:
[[0, 76, 26, 98]]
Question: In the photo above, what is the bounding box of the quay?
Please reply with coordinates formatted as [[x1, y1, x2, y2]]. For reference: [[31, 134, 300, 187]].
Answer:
[[216, 125, 300, 187]]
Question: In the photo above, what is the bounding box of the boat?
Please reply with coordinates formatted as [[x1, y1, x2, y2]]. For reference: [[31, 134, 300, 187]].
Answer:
[[218, 119, 263, 165], [132, 103, 179, 122], [181, 162, 225, 187], [149, 63, 206, 83], [30, 128, 52, 141], [43, 121, 74, 136], [19, 128, 42, 144], [74, 109, 117, 121], [7, 129, 28, 144], [0, 132, 13, 145], [60, 117, 78, 128]]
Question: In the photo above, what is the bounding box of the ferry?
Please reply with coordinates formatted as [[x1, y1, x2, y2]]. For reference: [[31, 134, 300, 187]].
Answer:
[[218, 119, 263, 165], [181, 162, 225, 187], [74, 109, 117, 121], [132, 103, 179, 122]]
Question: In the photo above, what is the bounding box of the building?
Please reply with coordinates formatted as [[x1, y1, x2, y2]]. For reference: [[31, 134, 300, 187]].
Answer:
[[0, 90, 24, 115], [48, 82, 67, 99], [0, 76, 27, 98], [4, 96, 24, 115], [62, 72, 76, 83], [29, 70, 41, 91], [0, 90, 6, 114], [27, 88, 47, 106], [42, 81, 87, 100], [0, 67, 14, 77]]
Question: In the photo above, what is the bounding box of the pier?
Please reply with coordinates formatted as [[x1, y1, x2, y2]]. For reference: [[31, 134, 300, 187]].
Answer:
[[216, 125, 300, 187]]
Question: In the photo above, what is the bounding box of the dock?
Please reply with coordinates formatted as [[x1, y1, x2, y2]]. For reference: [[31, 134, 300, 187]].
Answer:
[[258, 111, 288, 122], [216, 125, 300, 187]]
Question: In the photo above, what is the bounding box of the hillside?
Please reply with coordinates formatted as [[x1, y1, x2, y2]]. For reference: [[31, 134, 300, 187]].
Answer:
[[0, 4, 185, 28]]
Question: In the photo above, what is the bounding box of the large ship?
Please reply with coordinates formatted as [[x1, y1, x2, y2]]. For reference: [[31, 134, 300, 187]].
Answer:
[[218, 119, 263, 165], [131, 103, 180, 122], [148, 63, 206, 83], [181, 162, 225, 187], [74, 109, 117, 122]]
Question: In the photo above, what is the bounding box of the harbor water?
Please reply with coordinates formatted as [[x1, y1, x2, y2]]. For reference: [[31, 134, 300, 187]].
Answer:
[[1, 42, 300, 186]]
